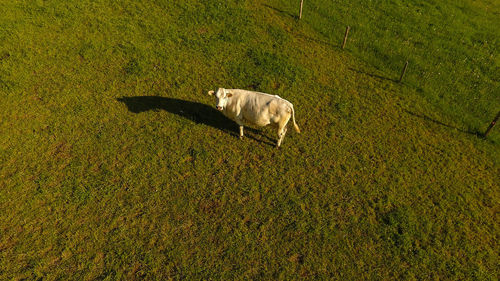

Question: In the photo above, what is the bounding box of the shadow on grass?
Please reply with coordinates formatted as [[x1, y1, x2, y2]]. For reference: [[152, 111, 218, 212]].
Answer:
[[348, 68, 397, 82], [403, 110, 482, 137], [116, 96, 276, 146], [263, 4, 297, 19], [298, 33, 341, 49], [262, 4, 345, 49]]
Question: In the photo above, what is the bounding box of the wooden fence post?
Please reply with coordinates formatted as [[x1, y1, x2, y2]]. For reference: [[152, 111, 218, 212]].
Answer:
[[484, 111, 500, 137], [399, 61, 409, 83], [299, 0, 304, 19], [342, 26, 350, 49]]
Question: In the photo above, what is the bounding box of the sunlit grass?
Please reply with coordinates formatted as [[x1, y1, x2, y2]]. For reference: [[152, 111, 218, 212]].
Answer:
[[0, 0, 498, 279]]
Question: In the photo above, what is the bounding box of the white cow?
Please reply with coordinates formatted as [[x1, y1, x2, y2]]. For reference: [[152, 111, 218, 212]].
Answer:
[[208, 88, 300, 147]]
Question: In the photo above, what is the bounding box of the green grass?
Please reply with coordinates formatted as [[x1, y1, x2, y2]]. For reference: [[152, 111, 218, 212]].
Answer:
[[0, 0, 499, 279], [297, 0, 500, 134]]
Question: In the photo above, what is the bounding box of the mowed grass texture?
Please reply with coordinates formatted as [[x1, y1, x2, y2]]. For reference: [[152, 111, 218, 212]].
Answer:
[[0, 0, 498, 279]]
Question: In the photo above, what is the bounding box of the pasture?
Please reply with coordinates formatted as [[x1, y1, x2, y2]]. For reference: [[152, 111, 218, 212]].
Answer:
[[0, 0, 498, 279]]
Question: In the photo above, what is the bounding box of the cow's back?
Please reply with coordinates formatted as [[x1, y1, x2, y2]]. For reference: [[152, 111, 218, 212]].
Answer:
[[234, 90, 291, 127]]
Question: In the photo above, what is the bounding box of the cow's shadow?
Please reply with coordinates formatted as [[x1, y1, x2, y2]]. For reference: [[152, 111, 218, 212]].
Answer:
[[116, 96, 276, 146]]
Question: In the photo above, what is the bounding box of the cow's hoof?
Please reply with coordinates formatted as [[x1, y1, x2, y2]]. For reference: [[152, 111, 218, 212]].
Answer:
[[239, 136, 244, 140]]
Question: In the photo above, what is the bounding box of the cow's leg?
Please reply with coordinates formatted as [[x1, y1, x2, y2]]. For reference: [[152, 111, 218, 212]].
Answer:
[[232, 101, 244, 139], [276, 114, 291, 148], [276, 126, 287, 148], [235, 118, 244, 139]]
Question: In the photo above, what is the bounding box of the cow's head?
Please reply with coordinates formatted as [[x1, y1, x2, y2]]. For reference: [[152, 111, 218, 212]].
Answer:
[[208, 88, 232, 111]]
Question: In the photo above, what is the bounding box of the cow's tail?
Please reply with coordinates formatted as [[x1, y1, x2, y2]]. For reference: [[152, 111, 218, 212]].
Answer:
[[290, 104, 300, 133]]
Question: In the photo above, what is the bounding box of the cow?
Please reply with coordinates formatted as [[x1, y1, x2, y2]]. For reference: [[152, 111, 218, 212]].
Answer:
[[208, 88, 300, 147]]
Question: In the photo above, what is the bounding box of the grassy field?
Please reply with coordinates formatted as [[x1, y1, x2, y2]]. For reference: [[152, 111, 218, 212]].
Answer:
[[1, 0, 499, 279]]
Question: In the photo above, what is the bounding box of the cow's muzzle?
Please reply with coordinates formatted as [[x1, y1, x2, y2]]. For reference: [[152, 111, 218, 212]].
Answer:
[[216, 106, 223, 111]]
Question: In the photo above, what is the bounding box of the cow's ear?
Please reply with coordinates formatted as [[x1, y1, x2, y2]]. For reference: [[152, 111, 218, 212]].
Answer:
[[208, 90, 214, 96], [227, 93, 233, 97]]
